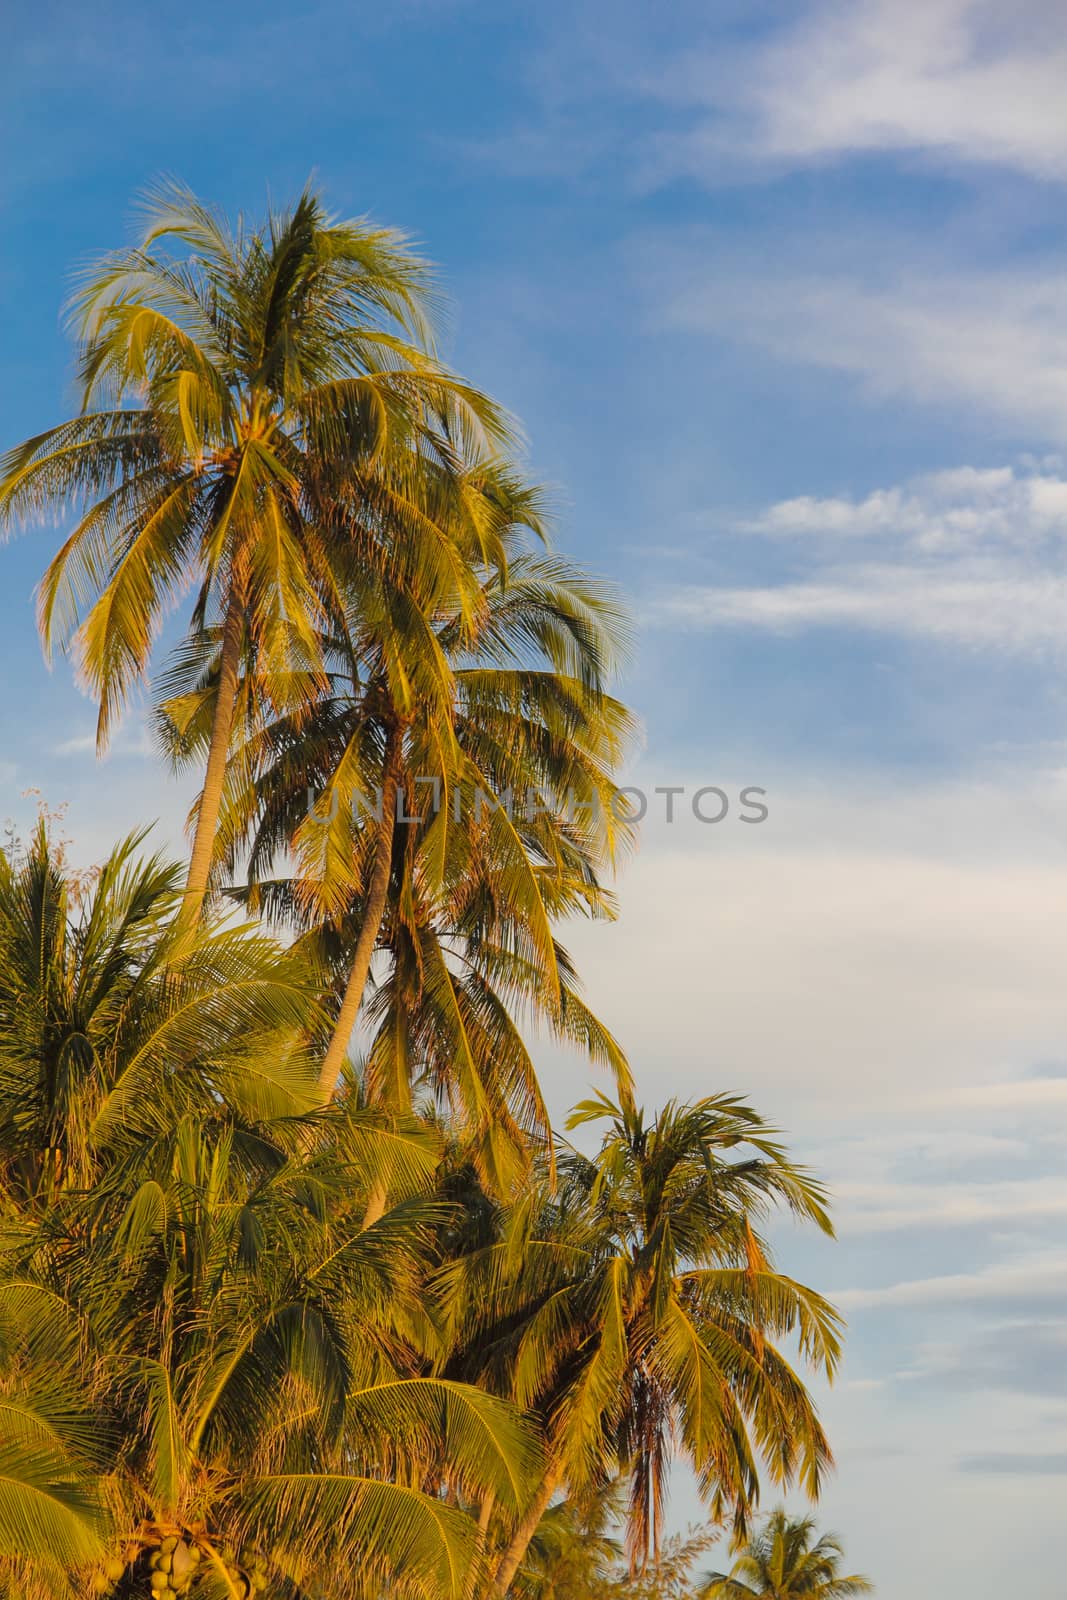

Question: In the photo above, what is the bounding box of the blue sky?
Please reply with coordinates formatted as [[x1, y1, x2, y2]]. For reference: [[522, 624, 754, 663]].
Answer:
[[3, 3, 1067, 1595]]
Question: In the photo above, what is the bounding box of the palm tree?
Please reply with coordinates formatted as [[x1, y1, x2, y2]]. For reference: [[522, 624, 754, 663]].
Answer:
[[436, 1096, 843, 1597], [0, 182, 510, 928], [516, 1479, 623, 1600], [701, 1511, 872, 1599], [0, 819, 321, 1208], [520, 1481, 716, 1600], [0, 825, 543, 1599], [158, 528, 637, 1120]]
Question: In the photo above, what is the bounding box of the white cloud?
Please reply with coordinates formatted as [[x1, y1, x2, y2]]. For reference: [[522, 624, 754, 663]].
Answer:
[[835, 1253, 1067, 1311], [650, 251, 1067, 436], [834, 1176, 1067, 1235], [53, 732, 98, 756], [50, 716, 156, 763], [947, 1078, 1067, 1110], [643, 0, 1067, 183], [545, 769, 1067, 1138], [651, 564, 1067, 653], [742, 467, 1067, 550], [486, 1, 1067, 198], [646, 462, 1067, 653]]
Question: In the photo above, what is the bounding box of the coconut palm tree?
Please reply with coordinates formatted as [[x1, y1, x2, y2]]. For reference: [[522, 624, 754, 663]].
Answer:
[[436, 1096, 844, 1597], [0, 825, 543, 1599], [43, 1107, 539, 1600], [0, 182, 510, 928], [515, 1479, 624, 1600], [700, 1511, 872, 1599], [157, 531, 637, 1128], [520, 1482, 715, 1600], [0, 819, 321, 1208]]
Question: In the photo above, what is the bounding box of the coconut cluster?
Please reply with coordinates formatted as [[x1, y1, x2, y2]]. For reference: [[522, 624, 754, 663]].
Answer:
[[147, 1538, 201, 1595], [93, 1537, 271, 1596]]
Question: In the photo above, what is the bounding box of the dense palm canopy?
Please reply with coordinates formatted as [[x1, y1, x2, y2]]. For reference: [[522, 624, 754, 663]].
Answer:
[[0, 181, 870, 1600], [437, 1096, 843, 1594], [701, 1512, 872, 1600], [0, 828, 541, 1600], [0, 182, 511, 921], [518, 1480, 714, 1600], [155, 534, 637, 1165]]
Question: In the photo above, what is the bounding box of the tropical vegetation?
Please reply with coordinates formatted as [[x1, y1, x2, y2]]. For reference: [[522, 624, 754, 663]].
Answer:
[[700, 1511, 873, 1599], [0, 185, 873, 1599]]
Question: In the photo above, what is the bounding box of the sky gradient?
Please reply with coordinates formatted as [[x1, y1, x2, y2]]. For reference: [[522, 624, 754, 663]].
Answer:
[[3, 4, 1066, 1595]]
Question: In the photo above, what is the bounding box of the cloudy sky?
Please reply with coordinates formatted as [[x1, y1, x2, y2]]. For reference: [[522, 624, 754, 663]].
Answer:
[[3, 3, 1066, 1594]]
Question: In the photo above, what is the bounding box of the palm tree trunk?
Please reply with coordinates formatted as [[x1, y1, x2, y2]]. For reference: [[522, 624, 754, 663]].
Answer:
[[488, 1462, 562, 1599], [458, 1490, 496, 1600], [318, 720, 404, 1098], [477, 1491, 496, 1542], [180, 590, 244, 929], [361, 1181, 387, 1230]]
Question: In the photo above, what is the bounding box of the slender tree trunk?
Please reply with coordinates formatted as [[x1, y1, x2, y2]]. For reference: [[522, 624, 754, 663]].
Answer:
[[318, 720, 404, 1098], [361, 1180, 387, 1231], [179, 589, 244, 931], [488, 1462, 563, 1599], [465, 1491, 496, 1600], [477, 1491, 496, 1543]]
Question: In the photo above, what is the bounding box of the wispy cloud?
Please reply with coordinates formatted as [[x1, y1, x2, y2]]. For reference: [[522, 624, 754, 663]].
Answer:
[[52, 724, 154, 761], [546, 771, 1067, 1132], [959, 1451, 1067, 1475], [649, 565, 1067, 653], [645, 244, 1067, 435], [741, 465, 1067, 549], [834, 1177, 1067, 1236], [53, 732, 98, 756], [947, 1078, 1067, 1110], [472, 1, 1067, 194], [904, 1320, 1067, 1400], [835, 1253, 1067, 1311], [653, 565, 1067, 653], [637, 0, 1067, 184], [646, 462, 1067, 653]]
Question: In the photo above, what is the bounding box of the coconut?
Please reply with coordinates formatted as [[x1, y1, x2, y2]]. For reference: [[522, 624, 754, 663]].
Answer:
[[170, 1540, 195, 1584]]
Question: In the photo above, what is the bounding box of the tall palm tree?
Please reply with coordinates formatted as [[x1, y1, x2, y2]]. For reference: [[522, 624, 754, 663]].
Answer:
[[233, 454, 542, 1085], [436, 1096, 843, 1597], [0, 825, 543, 1599], [0, 182, 509, 928], [158, 529, 637, 1119], [701, 1512, 872, 1599]]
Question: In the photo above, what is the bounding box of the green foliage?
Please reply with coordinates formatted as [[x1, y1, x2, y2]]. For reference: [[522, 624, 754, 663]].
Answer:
[[158, 545, 639, 1183], [0, 181, 509, 749], [0, 181, 868, 1600], [519, 1481, 715, 1600], [700, 1511, 873, 1599], [0, 830, 541, 1599], [437, 1095, 842, 1593]]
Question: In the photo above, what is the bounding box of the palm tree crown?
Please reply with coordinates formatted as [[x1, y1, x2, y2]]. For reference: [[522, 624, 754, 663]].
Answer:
[[0, 182, 510, 921], [159, 534, 638, 1154], [438, 1095, 843, 1593], [701, 1511, 873, 1599]]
